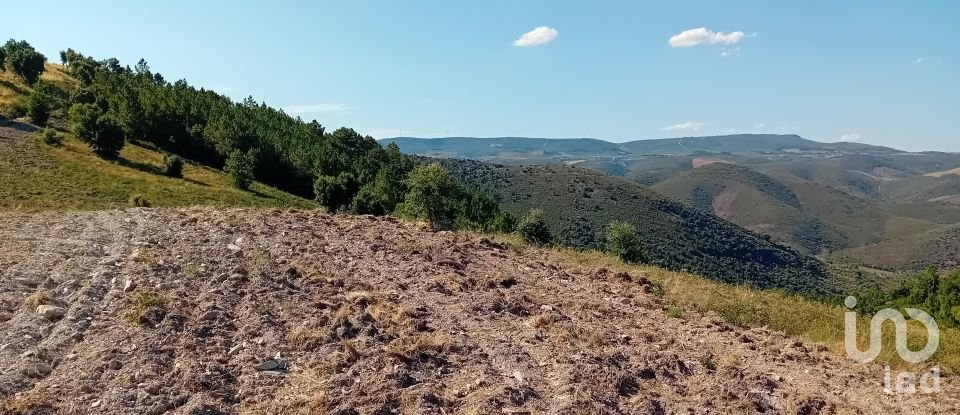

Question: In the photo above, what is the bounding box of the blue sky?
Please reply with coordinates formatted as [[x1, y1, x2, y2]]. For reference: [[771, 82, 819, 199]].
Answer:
[[6, 1, 959, 151]]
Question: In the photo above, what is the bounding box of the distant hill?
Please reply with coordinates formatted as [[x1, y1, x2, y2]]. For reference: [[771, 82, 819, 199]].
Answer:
[[382, 136, 627, 160], [653, 162, 841, 254], [388, 134, 960, 273], [382, 134, 903, 161], [436, 158, 834, 295]]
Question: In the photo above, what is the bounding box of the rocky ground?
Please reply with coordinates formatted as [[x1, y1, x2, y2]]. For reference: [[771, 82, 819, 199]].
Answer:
[[0, 208, 957, 414]]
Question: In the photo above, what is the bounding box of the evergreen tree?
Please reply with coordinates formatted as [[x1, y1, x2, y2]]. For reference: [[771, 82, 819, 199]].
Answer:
[[605, 220, 645, 263], [225, 149, 257, 190]]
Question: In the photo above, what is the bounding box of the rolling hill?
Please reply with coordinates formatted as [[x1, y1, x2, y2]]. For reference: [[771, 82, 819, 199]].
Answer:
[[382, 134, 903, 161], [437, 159, 834, 295], [388, 134, 960, 272]]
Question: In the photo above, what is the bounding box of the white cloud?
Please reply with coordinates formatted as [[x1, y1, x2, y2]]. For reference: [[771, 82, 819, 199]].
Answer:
[[753, 123, 766, 130], [720, 47, 741, 57], [283, 103, 352, 114], [669, 27, 746, 48], [662, 121, 704, 131], [840, 133, 863, 142], [728, 128, 738, 133], [913, 57, 925, 64], [514, 26, 558, 47]]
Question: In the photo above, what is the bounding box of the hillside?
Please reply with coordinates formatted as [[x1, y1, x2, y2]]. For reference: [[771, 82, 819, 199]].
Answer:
[[387, 133, 960, 272], [1, 208, 957, 414], [438, 159, 833, 295], [653, 162, 844, 254], [0, 122, 316, 211], [839, 223, 960, 270]]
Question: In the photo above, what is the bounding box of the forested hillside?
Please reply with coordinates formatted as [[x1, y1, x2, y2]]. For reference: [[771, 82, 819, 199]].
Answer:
[[1, 40, 514, 232], [437, 159, 834, 296]]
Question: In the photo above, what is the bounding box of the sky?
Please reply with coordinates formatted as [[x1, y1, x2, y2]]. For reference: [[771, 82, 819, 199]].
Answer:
[[5, 1, 959, 151]]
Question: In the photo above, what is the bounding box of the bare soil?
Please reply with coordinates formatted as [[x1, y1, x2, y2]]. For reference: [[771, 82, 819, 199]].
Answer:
[[0, 208, 956, 414]]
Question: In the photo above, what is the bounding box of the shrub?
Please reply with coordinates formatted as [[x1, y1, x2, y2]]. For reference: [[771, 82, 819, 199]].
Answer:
[[605, 220, 645, 264], [163, 154, 184, 178], [91, 114, 125, 158], [26, 86, 53, 126], [40, 128, 62, 146], [400, 163, 458, 229], [225, 149, 256, 190], [69, 103, 125, 158], [129, 194, 151, 207], [314, 172, 358, 213], [517, 209, 552, 246], [489, 210, 516, 234]]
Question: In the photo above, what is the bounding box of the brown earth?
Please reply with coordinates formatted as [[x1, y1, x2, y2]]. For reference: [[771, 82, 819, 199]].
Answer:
[[0, 208, 957, 414]]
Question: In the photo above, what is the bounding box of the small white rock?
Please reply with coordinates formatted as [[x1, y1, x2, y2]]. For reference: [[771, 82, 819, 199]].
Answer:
[[36, 305, 66, 320]]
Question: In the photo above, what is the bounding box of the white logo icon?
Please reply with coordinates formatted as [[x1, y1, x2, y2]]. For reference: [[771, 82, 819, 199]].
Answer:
[[843, 296, 940, 394]]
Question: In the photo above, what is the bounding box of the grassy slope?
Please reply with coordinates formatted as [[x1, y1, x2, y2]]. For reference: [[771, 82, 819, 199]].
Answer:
[[0, 126, 317, 211], [1, 63, 316, 212]]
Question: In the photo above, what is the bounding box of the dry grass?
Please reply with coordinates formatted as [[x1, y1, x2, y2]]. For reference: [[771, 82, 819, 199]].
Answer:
[[384, 332, 451, 362], [125, 291, 167, 324], [24, 290, 52, 309], [548, 246, 960, 372]]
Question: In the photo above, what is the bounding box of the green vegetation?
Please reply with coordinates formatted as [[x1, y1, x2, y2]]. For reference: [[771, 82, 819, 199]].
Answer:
[[857, 267, 960, 328], [443, 160, 832, 296], [126, 291, 167, 324], [0, 130, 317, 211], [399, 163, 460, 229], [2, 39, 46, 85], [225, 149, 256, 190], [40, 128, 62, 146], [26, 84, 53, 125], [162, 154, 184, 178], [69, 103, 125, 158], [605, 220, 645, 263], [517, 209, 552, 246]]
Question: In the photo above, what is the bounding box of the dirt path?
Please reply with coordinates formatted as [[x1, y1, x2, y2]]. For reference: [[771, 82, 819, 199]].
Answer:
[[0, 208, 956, 414]]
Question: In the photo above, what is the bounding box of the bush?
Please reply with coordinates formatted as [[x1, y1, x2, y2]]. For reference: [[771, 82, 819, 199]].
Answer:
[[225, 149, 256, 190], [489, 210, 516, 234], [605, 220, 645, 264], [517, 209, 552, 246], [27, 86, 53, 126], [400, 163, 458, 229], [129, 194, 151, 207], [91, 114, 125, 158], [163, 154, 184, 178], [40, 128, 62, 146], [69, 103, 125, 158], [314, 172, 358, 213]]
